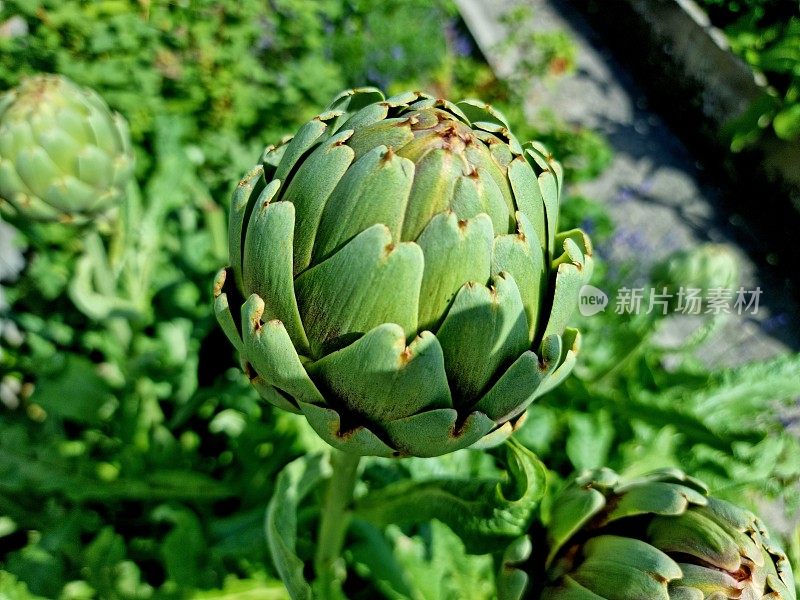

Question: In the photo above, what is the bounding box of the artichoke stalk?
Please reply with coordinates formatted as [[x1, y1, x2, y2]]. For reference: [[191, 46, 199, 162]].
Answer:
[[0, 74, 133, 224], [214, 88, 593, 458], [500, 468, 796, 600]]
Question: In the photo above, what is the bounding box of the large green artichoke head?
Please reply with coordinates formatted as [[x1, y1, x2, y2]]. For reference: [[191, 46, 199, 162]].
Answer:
[[0, 74, 133, 224], [214, 88, 593, 458], [519, 468, 796, 600]]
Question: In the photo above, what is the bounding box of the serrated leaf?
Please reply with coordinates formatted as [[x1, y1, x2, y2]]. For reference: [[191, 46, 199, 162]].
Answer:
[[566, 411, 613, 471], [638, 353, 800, 441], [353, 441, 546, 553], [350, 521, 495, 600]]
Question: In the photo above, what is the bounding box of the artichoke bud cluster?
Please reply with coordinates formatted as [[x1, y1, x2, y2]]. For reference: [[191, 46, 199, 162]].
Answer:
[[0, 74, 134, 224], [214, 88, 593, 458], [526, 468, 796, 600]]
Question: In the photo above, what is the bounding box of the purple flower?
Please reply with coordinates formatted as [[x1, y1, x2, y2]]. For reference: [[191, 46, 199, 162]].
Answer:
[[615, 187, 635, 203], [445, 20, 473, 57]]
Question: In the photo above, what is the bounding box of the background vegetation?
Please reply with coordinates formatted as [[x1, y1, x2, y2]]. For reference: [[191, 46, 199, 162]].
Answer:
[[696, 0, 800, 147], [0, 1, 797, 598]]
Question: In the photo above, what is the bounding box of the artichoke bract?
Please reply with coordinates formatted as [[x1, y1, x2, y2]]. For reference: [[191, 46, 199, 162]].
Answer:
[[505, 468, 796, 600], [214, 88, 592, 458], [0, 75, 133, 223]]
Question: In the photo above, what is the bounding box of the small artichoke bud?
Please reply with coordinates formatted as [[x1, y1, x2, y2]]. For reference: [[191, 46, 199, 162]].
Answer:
[[651, 244, 740, 309], [0, 74, 134, 224], [501, 467, 796, 600], [214, 88, 593, 458]]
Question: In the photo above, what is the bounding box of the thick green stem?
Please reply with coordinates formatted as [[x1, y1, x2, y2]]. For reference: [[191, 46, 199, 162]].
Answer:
[[314, 449, 361, 599]]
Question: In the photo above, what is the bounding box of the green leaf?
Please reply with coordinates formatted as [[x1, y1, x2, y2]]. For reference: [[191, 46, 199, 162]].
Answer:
[[607, 482, 707, 526], [647, 500, 750, 573], [566, 411, 613, 471], [545, 477, 609, 567], [496, 536, 533, 600], [354, 441, 546, 553], [457, 99, 511, 129], [541, 230, 593, 340], [336, 102, 389, 135], [265, 454, 333, 600], [507, 155, 546, 253], [3, 543, 65, 600], [524, 144, 559, 259], [229, 165, 267, 290], [154, 507, 207, 587], [346, 118, 415, 160], [636, 353, 800, 443], [450, 161, 511, 236], [350, 521, 496, 600], [273, 116, 335, 184], [347, 520, 419, 599], [0, 571, 48, 600], [81, 528, 151, 599], [382, 408, 495, 458], [0, 434, 231, 501], [298, 401, 398, 457], [28, 356, 112, 425]]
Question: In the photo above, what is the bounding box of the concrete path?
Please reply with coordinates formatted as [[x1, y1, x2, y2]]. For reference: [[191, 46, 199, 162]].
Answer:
[[457, 0, 800, 366]]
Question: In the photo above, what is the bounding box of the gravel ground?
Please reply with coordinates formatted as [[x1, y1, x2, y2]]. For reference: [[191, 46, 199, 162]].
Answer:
[[457, 0, 800, 366]]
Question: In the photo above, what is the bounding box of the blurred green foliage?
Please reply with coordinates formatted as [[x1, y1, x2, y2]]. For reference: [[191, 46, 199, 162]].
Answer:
[[696, 0, 800, 147], [0, 0, 345, 193], [1, 0, 798, 598]]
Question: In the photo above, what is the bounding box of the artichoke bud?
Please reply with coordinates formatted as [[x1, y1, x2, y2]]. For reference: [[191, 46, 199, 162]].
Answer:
[[0, 74, 134, 225], [214, 88, 593, 458], [652, 244, 740, 308], [526, 468, 796, 600]]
